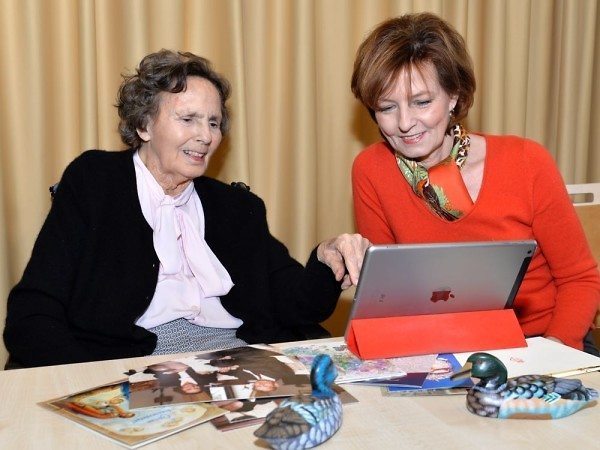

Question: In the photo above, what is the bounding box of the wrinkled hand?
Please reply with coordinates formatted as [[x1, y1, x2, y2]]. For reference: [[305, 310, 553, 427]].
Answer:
[[317, 233, 371, 289]]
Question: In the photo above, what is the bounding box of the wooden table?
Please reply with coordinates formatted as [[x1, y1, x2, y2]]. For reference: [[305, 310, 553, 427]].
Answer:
[[0, 340, 598, 449]]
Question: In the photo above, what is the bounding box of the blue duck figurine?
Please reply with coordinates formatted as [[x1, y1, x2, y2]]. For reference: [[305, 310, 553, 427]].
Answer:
[[458, 352, 598, 419], [253, 353, 343, 449]]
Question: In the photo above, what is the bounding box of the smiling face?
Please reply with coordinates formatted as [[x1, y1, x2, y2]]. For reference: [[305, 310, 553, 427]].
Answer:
[[253, 380, 279, 392], [374, 62, 458, 169], [147, 361, 189, 374], [137, 76, 223, 195], [180, 382, 202, 394]]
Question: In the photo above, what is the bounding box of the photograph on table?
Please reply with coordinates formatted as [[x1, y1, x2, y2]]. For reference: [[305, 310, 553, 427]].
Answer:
[[128, 345, 311, 409], [210, 384, 359, 432]]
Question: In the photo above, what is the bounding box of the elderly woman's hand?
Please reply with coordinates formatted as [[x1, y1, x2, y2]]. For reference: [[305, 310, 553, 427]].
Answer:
[[317, 233, 371, 289]]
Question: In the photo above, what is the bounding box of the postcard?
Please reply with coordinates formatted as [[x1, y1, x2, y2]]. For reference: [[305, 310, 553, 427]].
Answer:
[[382, 387, 468, 397], [40, 381, 226, 449], [385, 353, 473, 395], [128, 345, 311, 409], [355, 371, 429, 388], [210, 384, 358, 432], [274, 341, 437, 383]]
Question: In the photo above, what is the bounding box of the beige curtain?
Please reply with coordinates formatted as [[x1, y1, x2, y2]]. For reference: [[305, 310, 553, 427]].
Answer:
[[1, 0, 599, 365]]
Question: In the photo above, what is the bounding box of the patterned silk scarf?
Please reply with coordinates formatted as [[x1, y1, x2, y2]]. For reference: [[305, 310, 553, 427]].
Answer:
[[395, 123, 473, 221]]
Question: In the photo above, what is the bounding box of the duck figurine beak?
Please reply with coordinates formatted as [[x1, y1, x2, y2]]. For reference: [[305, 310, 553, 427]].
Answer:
[[450, 361, 473, 381]]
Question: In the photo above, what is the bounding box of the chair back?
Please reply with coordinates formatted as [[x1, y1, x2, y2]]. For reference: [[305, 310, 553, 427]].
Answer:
[[49, 182, 59, 200], [567, 183, 600, 263], [567, 182, 600, 206], [566, 183, 600, 334]]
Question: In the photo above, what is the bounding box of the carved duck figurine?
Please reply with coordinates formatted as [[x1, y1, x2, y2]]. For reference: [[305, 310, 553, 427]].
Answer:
[[457, 352, 598, 419], [253, 353, 342, 449]]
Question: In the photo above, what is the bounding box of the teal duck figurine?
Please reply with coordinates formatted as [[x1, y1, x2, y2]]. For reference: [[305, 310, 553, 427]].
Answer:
[[253, 354, 342, 449], [458, 352, 598, 419]]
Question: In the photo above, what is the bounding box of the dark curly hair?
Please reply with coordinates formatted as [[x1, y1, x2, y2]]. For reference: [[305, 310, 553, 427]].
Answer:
[[351, 13, 475, 127], [116, 49, 231, 149]]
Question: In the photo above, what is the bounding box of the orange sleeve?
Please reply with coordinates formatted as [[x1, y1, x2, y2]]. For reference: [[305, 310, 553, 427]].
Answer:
[[527, 141, 600, 348]]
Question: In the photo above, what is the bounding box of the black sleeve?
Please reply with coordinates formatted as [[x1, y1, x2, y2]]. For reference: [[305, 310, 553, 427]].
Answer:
[[266, 230, 341, 328], [3, 156, 93, 367]]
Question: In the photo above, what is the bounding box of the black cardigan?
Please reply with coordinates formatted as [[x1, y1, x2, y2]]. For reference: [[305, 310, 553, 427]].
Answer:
[[4, 150, 341, 367]]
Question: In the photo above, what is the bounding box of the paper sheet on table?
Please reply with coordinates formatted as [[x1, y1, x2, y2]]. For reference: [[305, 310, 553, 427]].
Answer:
[[454, 337, 600, 378]]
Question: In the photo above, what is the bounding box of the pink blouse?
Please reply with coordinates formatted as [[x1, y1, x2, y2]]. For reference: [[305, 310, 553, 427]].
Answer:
[[133, 151, 243, 329]]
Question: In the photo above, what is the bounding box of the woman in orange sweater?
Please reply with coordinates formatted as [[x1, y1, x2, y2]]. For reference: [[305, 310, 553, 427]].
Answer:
[[350, 13, 600, 354]]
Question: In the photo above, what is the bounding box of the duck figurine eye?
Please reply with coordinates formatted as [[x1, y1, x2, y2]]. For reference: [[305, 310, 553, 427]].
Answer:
[[253, 354, 343, 449], [453, 352, 598, 419]]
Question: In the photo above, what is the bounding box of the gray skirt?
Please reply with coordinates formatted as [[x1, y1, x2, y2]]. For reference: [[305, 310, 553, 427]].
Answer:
[[148, 318, 247, 355]]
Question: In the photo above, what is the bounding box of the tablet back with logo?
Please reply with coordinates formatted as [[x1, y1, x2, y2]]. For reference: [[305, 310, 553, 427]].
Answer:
[[346, 240, 536, 327]]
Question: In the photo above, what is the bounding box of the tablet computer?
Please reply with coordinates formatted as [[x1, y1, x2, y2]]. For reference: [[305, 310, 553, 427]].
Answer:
[[345, 240, 536, 335]]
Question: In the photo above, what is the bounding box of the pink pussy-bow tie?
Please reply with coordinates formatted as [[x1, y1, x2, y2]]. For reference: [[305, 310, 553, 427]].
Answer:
[[152, 185, 233, 298]]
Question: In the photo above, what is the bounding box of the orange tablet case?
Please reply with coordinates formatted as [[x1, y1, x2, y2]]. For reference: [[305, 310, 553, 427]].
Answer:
[[345, 309, 526, 359]]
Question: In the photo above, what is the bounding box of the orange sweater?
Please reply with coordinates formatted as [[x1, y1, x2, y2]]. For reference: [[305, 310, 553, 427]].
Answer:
[[352, 135, 600, 350]]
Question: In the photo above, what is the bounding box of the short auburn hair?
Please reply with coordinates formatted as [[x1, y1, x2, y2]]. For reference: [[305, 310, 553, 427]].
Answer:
[[351, 12, 475, 126]]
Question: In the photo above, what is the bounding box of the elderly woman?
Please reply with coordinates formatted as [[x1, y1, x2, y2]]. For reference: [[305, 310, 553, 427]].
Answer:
[[350, 13, 600, 353], [4, 49, 370, 367]]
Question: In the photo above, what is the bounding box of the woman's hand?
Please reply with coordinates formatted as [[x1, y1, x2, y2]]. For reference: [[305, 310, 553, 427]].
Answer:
[[317, 233, 371, 289]]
